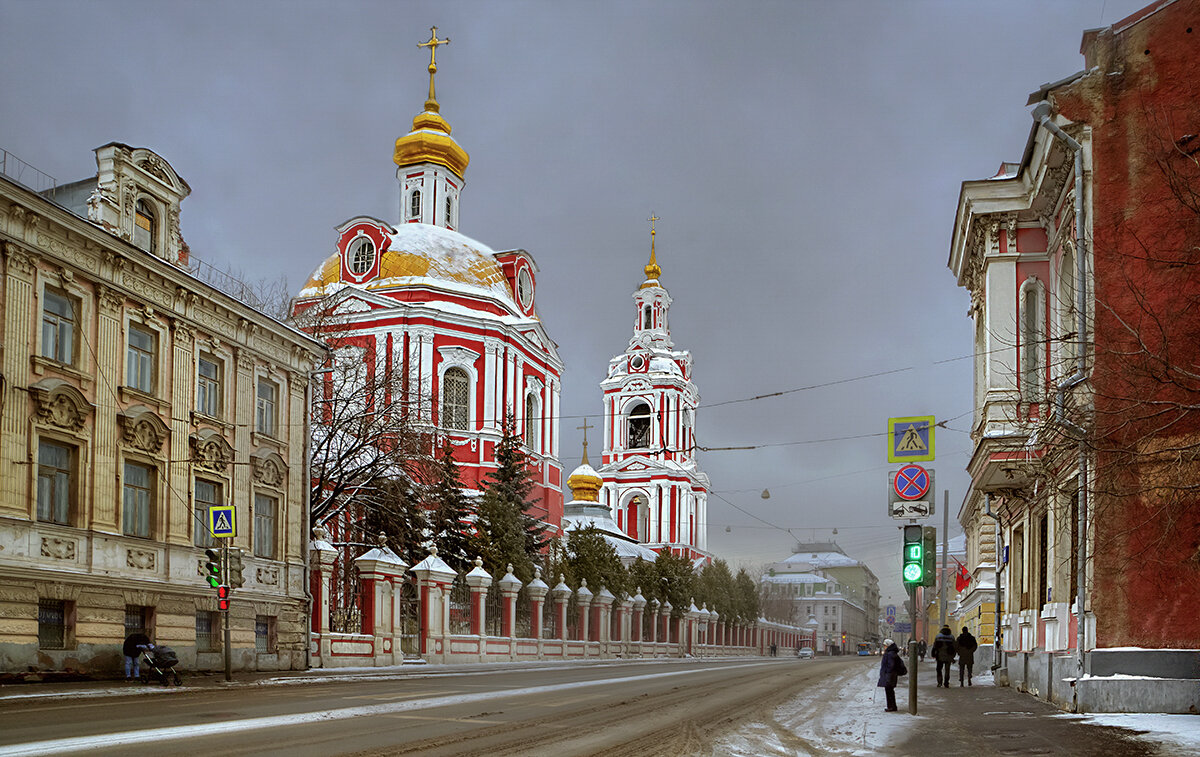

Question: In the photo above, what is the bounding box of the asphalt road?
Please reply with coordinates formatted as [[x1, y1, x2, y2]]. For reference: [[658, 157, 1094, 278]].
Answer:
[[0, 657, 859, 757]]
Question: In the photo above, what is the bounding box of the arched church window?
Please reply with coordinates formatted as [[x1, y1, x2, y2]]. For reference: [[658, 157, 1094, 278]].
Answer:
[[637, 496, 649, 542], [441, 367, 469, 431], [348, 237, 375, 275], [410, 190, 421, 220], [524, 393, 539, 451], [628, 402, 652, 449], [445, 196, 453, 226], [134, 199, 156, 253], [642, 305, 652, 330], [681, 408, 693, 456]]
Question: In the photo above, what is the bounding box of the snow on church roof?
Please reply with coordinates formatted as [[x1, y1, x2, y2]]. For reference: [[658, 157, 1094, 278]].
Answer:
[[299, 223, 520, 313]]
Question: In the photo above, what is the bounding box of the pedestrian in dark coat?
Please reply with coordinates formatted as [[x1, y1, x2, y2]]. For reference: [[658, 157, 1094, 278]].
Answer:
[[931, 625, 956, 687], [956, 627, 979, 686], [877, 639, 907, 712], [917, 639, 927, 661], [123, 631, 151, 680]]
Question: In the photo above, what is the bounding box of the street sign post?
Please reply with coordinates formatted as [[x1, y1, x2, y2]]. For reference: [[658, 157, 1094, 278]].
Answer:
[[888, 466, 935, 519], [209, 505, 236, 539], [888, 416, 936, 463]]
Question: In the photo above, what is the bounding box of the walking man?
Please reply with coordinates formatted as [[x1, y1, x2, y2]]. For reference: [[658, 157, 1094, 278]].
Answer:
[[956, 626, 979, 686], [931, 625, 957, 688], [877, 638, 907, 712]]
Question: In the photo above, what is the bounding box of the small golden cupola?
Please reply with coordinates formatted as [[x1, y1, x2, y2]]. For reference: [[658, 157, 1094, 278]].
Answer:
[[640, 213, 662, 289], [394, 27, 471, 229], [566, 432, 604, 503]]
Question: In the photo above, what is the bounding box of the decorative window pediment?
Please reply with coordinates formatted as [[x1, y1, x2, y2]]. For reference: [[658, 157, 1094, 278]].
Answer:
[[30, 378, 92, 431], [251, 448, 288, 488], [190, 429, 234, 472], [118, 405, 169, 453]]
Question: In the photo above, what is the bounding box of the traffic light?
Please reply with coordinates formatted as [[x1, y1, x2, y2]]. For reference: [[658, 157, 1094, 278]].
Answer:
[[217, 584, 230, 612], [204, 548, 221, 588], [922, 526, 937, 588], [902, 525, 924, 585], [228, 548, 245, 589]]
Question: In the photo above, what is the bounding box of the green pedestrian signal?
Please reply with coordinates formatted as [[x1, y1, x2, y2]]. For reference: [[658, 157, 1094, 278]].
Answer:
[[204, 548, 221, 588], [902, 525, 925, 585]]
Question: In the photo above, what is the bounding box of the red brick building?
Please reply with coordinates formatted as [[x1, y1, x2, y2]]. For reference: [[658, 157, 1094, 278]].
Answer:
[[948, 0, 1200, 712]]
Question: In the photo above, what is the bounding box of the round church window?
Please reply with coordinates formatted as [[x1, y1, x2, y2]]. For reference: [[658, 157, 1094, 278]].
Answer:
[[348, 237, 375, 276], [517, 267, 533, 310]]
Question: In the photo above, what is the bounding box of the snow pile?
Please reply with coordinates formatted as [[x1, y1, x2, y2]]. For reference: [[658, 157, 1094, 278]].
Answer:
[[1062, 713, 1200, 754], [711, 664, 915, 756]]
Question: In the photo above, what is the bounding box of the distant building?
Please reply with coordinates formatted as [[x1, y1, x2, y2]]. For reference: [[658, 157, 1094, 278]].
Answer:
[[0, 143, 324, 676], [761, 542, 879, 653], [597, 224, 710, 563], [947, 0, 1200, 712]]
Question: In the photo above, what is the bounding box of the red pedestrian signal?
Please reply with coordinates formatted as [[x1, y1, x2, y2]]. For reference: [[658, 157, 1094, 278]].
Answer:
[[217, 584, 230, 611]]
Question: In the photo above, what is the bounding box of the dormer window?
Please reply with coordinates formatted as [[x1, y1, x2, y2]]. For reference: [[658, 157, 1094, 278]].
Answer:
[[348, 237, 375, 276], [134, 199, 156, 253], [410, 190, 421, 220]]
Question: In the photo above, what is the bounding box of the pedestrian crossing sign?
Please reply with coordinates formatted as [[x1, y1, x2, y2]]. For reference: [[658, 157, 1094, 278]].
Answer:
[[888, 416, 935, 463], [209, 505, 236, 539]]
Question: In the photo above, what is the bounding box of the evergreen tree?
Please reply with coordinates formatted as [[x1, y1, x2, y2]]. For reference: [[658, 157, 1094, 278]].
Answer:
[[697, 559, 736, 618], [475, 417, 547, 582], [425, 439, 475, 573], [628, 557, 659, 603], [733, 568, 761, 622], [361, 475, 427, 566], [565, 526, 628, 598], [655, 550, 697, 618]]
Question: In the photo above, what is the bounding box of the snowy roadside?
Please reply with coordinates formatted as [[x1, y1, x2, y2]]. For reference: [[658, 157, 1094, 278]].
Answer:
[[709, 661, 917, 756], [1057, 712, 1200, 755]]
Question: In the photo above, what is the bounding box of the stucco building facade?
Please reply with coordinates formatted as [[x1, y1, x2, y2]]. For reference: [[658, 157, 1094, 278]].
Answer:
[[0, 144, 325, 676]]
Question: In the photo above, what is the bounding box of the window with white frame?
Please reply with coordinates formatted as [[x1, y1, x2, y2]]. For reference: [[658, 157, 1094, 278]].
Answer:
[[197, 355, 222, 417], [348, 237, 374, 275], [441, 367, 469, 431], [126, 324, 156, 393], [37, 439, 74, 526], [254, 493, 277, 559], [445, 196, 453, 226], [134, 198, 156, 253], [256, 378, 277, 436], [41, 288, 76, 365], [1021, 280, 1044, 402], [524, 393, 539, 451], [194, 479, 221, 548], [122, 460, 154, 538]]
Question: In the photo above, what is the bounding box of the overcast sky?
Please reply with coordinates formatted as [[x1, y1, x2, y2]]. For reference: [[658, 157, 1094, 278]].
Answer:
[[1, 0, 1152, 606]]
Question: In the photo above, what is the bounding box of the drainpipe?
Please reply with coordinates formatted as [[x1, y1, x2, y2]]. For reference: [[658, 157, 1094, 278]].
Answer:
[[983, 493, 1003, 670], [1031, 101, 1090, 684]]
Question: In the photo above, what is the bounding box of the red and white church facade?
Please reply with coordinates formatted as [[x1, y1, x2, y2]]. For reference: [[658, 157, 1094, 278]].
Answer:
[[597, 228, 710, 562], [292, 39, 564, 526]]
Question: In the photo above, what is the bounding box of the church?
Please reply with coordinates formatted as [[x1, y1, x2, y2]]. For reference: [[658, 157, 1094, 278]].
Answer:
[[293, 30, 565, 531]]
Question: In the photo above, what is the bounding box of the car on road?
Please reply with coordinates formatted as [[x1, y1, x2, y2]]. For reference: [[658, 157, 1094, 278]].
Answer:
[[797, 647, 815, 659]]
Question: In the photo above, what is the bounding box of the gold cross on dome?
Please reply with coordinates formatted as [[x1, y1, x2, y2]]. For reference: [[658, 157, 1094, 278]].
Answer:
[[577, 418, 594, 463], [648, 213, 659, 235], [418, 26, 450, 110]]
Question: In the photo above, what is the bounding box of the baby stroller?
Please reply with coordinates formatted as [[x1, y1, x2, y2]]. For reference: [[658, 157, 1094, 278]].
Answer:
[[138, 644, 182, 686]]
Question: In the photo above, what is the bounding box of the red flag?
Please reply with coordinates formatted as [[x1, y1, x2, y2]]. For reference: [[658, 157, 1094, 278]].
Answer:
[[954, 559, 971, 592]]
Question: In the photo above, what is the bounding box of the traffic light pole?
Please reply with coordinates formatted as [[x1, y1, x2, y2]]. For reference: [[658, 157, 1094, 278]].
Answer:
[[908, 582, 918, 714], [222, 541, 231, 682]]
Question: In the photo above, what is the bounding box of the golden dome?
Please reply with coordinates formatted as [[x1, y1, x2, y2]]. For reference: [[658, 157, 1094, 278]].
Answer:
[[393, 109, 470, 177], [567, 463, 604, 503], [298, 223, 517, 309]]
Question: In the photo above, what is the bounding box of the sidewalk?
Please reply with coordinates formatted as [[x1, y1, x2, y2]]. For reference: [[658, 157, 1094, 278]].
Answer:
[[893, 658, 1169, 756]]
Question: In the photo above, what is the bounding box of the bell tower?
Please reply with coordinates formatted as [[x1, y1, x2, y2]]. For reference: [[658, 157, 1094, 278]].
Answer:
[[597, 217, 710, 561]]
